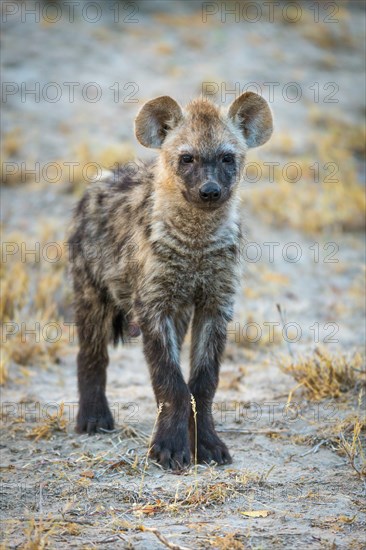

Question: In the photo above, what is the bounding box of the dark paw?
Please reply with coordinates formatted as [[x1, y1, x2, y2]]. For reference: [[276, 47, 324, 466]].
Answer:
[[76, 399, 114, 435], [192, 430, 232, 466], [150, 432, 191, 470]]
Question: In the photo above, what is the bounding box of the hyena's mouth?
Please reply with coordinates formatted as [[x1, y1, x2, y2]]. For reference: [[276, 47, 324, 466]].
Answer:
[[196, 201, 224, 210]]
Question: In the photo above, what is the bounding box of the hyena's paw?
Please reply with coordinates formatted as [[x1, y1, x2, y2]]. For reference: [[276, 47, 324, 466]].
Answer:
[[150, 429, 191, 470], [192, 429, 232, 466], [76, 398, 115, 435]]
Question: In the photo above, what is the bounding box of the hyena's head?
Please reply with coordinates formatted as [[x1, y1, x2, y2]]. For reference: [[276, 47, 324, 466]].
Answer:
[[135, 93, 273, 210]]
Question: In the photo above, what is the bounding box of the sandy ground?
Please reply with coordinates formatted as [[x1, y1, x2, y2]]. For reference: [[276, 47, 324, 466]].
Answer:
[[1, 1, 366, 548]]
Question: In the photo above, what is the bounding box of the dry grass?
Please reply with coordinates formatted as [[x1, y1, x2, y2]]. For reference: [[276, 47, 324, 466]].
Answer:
[[3, 330, 64, 369], [280, 347, 365, 401], [28, 402, 67, 441], [19, 518, 57, 550], [1, 140, 135, 189], [1, 128, 22, 158], [0, 257, 29, 322], [246, 114, 365, 234], [313, 390, 366, 479], [311, 110, 365, 159], [134, 481, 239, 517], [181, 481, 237, 508], [337, 414, 366, 478], [191, 394, 198, 480], [139, 401, 163, 497], [1, 230, 71, 383], [64, 142, 135, 194], [209, 533, 245, 550], [302, 20, 356, 51], [0, 128, 24, 186], [246, 178, 365, 233], [135, 469, 260, 517], [2, 517, 84, 549]]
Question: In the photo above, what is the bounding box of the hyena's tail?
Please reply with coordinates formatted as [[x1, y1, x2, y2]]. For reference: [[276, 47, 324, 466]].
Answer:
[[112, 310, 126, 346]]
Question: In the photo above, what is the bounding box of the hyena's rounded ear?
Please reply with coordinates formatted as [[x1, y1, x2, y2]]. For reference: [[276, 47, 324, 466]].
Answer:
[[135, 96, 183, 148], [228, 92, 273, 148]]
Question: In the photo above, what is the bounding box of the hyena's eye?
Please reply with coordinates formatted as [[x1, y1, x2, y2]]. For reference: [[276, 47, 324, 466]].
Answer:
[[222, 153, 235, 164], [181, 154, 194, 164]]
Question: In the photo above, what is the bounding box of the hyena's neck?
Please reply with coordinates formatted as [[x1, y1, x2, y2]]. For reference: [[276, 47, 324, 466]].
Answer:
[[151, 182, 240, 247]]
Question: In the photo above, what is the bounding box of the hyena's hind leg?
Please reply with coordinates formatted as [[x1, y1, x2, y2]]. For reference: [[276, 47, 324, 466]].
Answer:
[[74, 278, 115, 434]]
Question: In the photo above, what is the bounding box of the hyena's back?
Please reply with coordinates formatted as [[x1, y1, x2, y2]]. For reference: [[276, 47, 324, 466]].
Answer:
[[68, 162, 154, 345], [69, 162, 154, 260]]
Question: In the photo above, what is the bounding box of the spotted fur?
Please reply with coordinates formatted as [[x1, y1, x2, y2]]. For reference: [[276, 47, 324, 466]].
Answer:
[[68, 93, 273, 469]]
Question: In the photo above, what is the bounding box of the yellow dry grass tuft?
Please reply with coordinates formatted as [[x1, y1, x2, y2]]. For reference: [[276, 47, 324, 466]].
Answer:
[[209, 533, 245, 550], [314, 389, 366, 479], [4, 516, 82, 549], [337, 410, 366, 478], [1, 128, 22, 158], [0, 259, 29, 322], [0, 350, 8, 386], [19, 518, 57, 550], [280, 347, 365, 401], [1, 230, 71, 382], [134, 469, 261, 517], [28, 403, 67, 441], [0, 128, 24, 185], [4, 325, 65, 368], [181, 481, 237, 507], [134, 481, 239, 517]]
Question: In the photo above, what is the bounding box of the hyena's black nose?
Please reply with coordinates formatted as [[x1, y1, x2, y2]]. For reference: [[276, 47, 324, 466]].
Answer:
[[199, 182, 221, 202]]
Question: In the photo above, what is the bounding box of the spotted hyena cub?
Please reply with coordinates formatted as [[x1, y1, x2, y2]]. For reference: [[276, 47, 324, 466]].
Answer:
[[68, 92, 273, 469]]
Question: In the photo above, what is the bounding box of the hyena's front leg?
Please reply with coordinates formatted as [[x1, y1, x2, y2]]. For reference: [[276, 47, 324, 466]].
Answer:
[[188, 306, 233, 465], [139, 311, 191, 470], [75, 283, 114, 435]]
